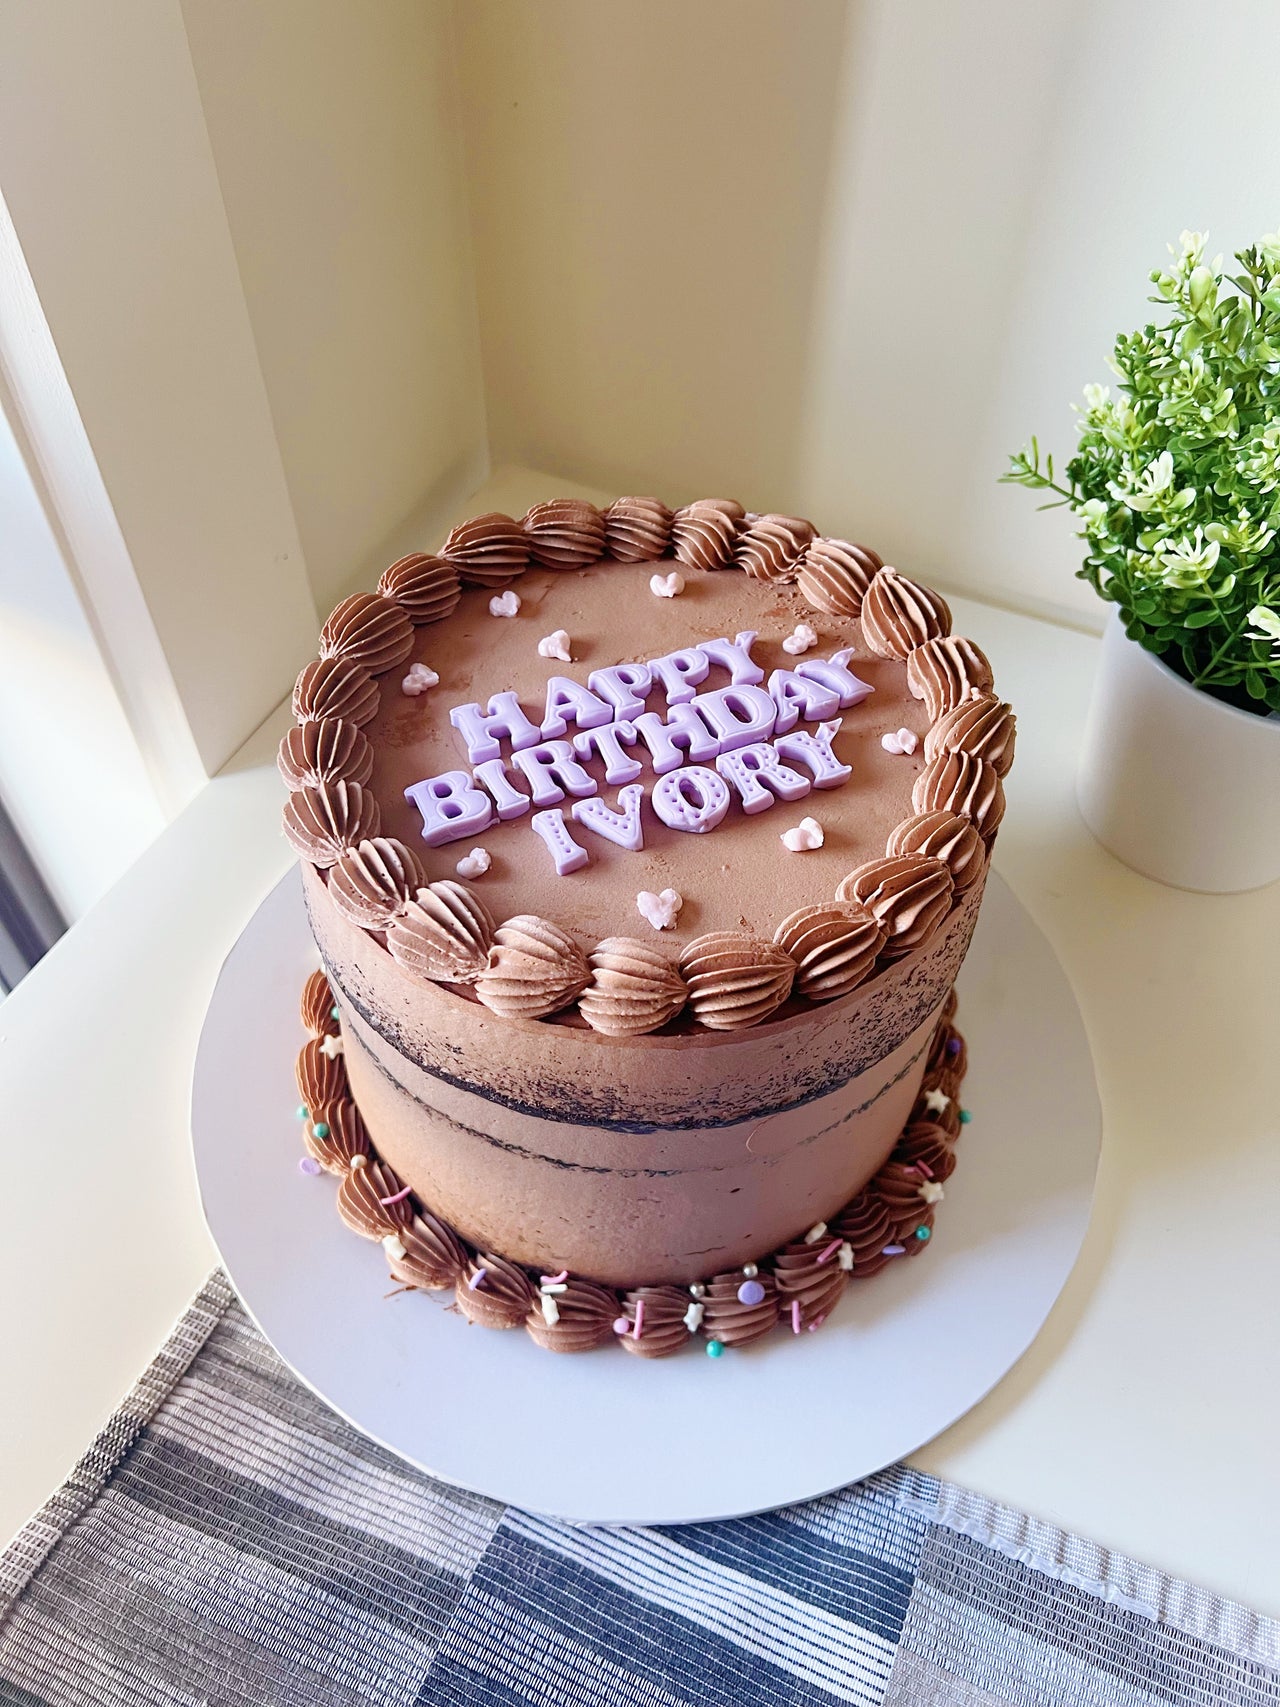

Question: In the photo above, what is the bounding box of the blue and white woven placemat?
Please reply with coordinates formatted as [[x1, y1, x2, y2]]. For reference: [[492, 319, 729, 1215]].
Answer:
[[2, 1271, 1277, 1707]]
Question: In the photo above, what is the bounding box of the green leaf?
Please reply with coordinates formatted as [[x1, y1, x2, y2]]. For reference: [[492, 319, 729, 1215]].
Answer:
[[1182, 607, 1222, 628]]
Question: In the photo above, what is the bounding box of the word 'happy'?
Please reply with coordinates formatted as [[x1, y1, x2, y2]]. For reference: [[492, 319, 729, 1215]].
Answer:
[[404, 633, 873, 875]]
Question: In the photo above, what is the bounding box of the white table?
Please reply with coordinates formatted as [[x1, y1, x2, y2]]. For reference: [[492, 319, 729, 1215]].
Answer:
[[3, 591, 1277, 1616]]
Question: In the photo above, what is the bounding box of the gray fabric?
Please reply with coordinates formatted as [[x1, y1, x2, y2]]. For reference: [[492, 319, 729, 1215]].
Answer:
[[2, 1271, 1277, 1707]]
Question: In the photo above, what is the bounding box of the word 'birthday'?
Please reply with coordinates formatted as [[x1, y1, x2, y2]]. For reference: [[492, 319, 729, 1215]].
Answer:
[[403, 633, 874, 875]]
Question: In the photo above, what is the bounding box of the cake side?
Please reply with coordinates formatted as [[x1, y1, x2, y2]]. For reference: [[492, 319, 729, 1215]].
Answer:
[[304, 859, 983, 1283]]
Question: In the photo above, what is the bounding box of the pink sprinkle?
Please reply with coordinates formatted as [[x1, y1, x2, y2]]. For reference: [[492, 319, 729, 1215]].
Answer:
[[815, 1239, 843, 1265], [807, 1313, 828, 1333], [882, 1244, 906, 1257], [791, 1300, 802, 1335], [543, 1270, 569, 1287], [914, 1160, 935, 1180], [468, 1267, 488, 1290], [612, 1316, 630, 1335], [634, 1300, 645, 1340], [379, 1185, 412, 1206]]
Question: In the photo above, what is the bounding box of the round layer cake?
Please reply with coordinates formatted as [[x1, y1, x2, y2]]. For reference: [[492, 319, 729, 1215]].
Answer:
[[283, 496, 1013, 1304]]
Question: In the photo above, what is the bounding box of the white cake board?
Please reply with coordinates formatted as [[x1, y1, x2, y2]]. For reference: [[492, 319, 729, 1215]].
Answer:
[[192, 868, 1100, 1525]]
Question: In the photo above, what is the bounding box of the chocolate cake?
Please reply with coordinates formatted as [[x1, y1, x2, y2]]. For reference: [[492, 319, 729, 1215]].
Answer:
[[284, 496, 1013, 1355]]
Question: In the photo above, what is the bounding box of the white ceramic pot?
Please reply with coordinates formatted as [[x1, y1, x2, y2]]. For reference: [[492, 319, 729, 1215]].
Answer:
[[1077, 610, 1280, 893]]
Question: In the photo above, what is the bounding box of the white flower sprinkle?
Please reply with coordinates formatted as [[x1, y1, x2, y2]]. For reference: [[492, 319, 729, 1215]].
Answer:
[[537, 629, 573, 662], [683, 1301, 705, 1332], [782, 623, 818, 656], [781, 816, 824, 852], [918, 1179, 945, 1205], [837, 1242, 854, 1271], [924, 1087, 951, 1115], [649, 570, 685, 599], [881, 727, 918, 756], [318, 1033, 344, 1059], [489, 590, 521, 617], [401, 662, 439, 696], [456, 846, 492, 880], [636, 887, 683, 930]]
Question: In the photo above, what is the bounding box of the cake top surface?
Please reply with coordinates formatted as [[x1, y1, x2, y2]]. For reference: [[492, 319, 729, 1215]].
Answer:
[[365, 559, 923, 945], [281, 497, 1013, 1035]]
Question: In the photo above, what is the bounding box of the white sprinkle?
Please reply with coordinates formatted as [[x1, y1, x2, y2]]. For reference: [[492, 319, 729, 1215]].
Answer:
[[489, 590, 521, 617], [782, 623, 818, 656], [318, 1033, 344, 1059], [837, 1242, 854, 1271], [381, 1233, 407, 1261], [881, 727, 919, 756], [918, 1179, 945, 1205], [803, 1222, 828, 1245], [683, 1301, 705, 1332], [401, 662, 439, 696], [636, 887, 683, 930], [537, 628, 573, 663], [780, 816, 824, 852], [923, 1087, 951, 1115], [649, 570, 685, 599], [456, 846, 492, 880], [540, 1293, 561, 1327]]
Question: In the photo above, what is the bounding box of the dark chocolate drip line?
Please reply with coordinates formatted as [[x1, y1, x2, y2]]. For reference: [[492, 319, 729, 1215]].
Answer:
[[341, 1007, 928, 1177]]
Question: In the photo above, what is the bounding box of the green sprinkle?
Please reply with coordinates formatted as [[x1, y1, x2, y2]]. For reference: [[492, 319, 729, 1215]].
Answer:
[[959, 1108, 972, 1125], [296, 1105, 309, 1120], [312, 1121, 330, 1140], [915, 1225, 931, 1242], [705, 1339, 725, 1359], [330, 1006, 340, 1021]]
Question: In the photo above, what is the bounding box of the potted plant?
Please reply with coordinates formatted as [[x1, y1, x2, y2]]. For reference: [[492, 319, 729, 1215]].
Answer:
[[1004, 229, 1280, 892]]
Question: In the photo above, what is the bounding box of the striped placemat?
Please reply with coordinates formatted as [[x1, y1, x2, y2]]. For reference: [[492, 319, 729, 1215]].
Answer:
[[2, 1270, 1277, 1706]]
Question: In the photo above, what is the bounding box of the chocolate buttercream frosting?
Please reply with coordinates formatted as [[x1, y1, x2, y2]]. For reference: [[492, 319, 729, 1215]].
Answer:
[[278, 719, 374, 792], [327, 838, 424, 931], [616, 1285, 694, 1358], [796, 536, 879, 617], [702, 1269, 780, 1346], [299, 968, 338, 1035], [837, 855, 954, 958], [604, 496, 674, 562], [386, 880, 494, 984], [924, 693, 1017, 775], [906, 636, 994, 721], [670, 499, 743, 570], [456, 1254, 537, 1328], [292, 656, 380, 728], [861, 568, 951, 659], [527, 1278, 619, 1352], [474, 915, 591, 1019], [319, 593, 415, 675], [387, 1211, 467, 1291], [377, 554, 462, 626], [522, 499, 606, 569], [773, 1241, 847, 1331], [336, 1158, 412, 1240], [441, 513, 529, 586]]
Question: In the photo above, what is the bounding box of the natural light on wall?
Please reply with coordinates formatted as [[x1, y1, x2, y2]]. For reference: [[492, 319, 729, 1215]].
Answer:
[[0, 404, 165, 921]]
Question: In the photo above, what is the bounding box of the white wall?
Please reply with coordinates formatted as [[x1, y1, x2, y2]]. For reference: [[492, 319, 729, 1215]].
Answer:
[[0, 402, 164, 919], [0, 0, 318, 783], [180, 0, 489, 613], [455, 0, 1280, 630]]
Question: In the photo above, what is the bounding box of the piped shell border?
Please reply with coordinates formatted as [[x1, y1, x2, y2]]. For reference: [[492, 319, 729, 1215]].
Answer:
[[280, 497, 1014, 1035]]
